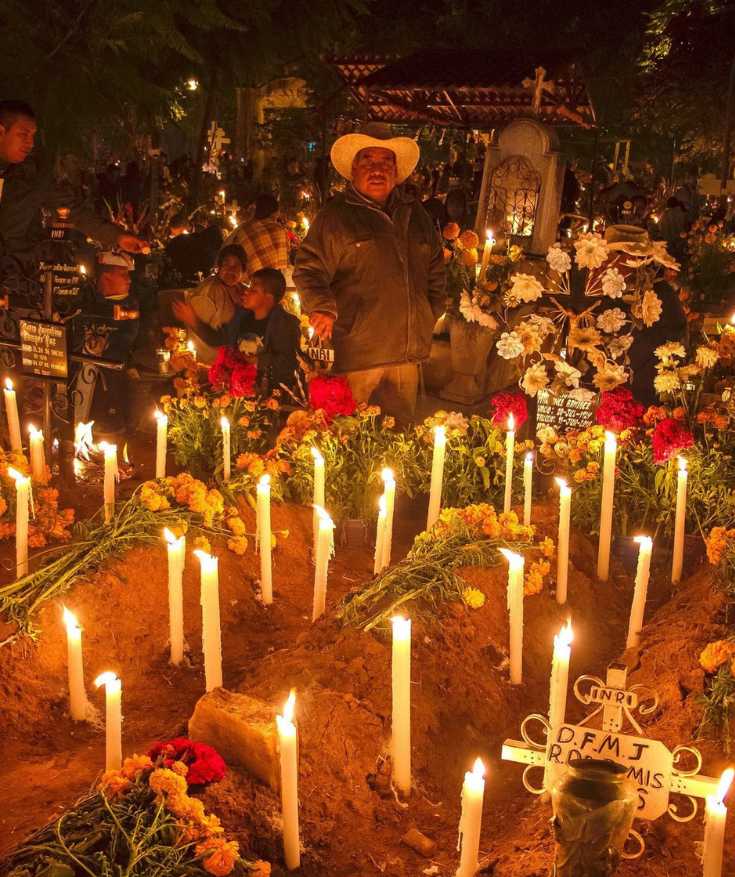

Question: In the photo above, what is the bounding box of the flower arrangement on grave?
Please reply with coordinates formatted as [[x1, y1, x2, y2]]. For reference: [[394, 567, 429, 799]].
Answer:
[[338, 503, 554, 630], [2, 748, 268, 877], [680, 218, 735, 311], [698, 637, 735, 750], [652, 340, 720, 424], [208, 346, 258, 398]]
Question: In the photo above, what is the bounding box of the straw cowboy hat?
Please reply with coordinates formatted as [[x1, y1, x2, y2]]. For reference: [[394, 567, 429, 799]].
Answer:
[[604, 224, 652, 255], [330, 123, 420, 184]]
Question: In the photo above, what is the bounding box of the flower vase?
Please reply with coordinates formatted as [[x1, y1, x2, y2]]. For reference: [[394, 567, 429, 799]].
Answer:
[[440, 316, 496, 405]]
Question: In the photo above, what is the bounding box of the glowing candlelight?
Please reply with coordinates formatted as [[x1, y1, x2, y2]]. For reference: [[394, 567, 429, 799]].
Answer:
[[302, 217, 310, 234], [703, 768, 733, 877], [8, 466, 29, 578], [597, 431, 617, 581], [380, 468, 396, 571], [555, 477, 571, 605], [500, 547, 524, 684], [672, 456, 687, 584], [220, 416, 231, 482], [427, 425, 446, 530], [94, 671, 122, 770], [374, 494, 387, 576], [3, 377, 21, 451], [504, 414, 515, 514], [391, 615, 412, 794], [257, 474, 273, 605], [626, 535, 653, 649], [311, 447, 325, 548], [523, 451, 533, 527], [98, 442, 117, 523], [62, 607, 88, 721], [163, 528, 185, 665], [194, 550, 222, 691], [154, 410, 167, 479], [312, 505, 334, 621], [478, 228, 494, 280], [456, 758, 486, 877], [28, 424, 46, 483], [276, 690, 300, 870]]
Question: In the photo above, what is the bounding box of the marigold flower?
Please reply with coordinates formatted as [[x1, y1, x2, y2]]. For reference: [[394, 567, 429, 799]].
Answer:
[[196, 837, 240, 877], [99, 770, 132, 798], [149, 767, 188, 800], [121, 753, 153, 780], [699, 640, 735, 674], [463, 586, 486, 609]]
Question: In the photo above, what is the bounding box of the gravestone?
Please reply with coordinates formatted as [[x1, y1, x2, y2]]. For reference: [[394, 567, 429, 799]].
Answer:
[[535, 388, 596, 436]]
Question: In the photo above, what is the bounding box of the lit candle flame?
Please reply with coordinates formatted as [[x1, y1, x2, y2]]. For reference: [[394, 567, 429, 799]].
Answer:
[[525, 451, 533, 463], [307, 326, 315, 340], [302, 217, 310, 233], [228, 214, 238, 228], [74, 421, 95, 459], [194, 549, 217, 572], [311, 446, 323, 464], [499, 547, 523, 569], [28, 423, 41, 437], [730, 313, 735, 326], [163, 527, 181, 545], [715, 768, 734, 805], [282, 689, 296, 723], [122, 443, 129, 464], [62, 606, 80, 631], [258, 473, 271, 488], [434, 424, 446, 441], [220, 416, 229, 430], [79, 264, 87, 275], [187, 339, 196, 354], [555, 476, 568, 489], [154, 408, 166, 423], [7, 466, 27, 484], [314, 504, 334, 527], [381, 467, 395, 485], [678, 456, 687, 472], [634, 534, 653, 549], [472, 757, 486, 778], [94, 671, 119, 688], [605, 430, 617, 450], [556, 618, 574, 649], [378, 494, 386, 515], [391, 614, 411, 639], [4, 377, 13, 391], [507, 414, 515, 432]]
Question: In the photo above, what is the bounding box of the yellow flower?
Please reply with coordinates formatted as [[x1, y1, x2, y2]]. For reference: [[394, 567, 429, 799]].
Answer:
[[573, 469, 587, 483], [171, 760, 189, 777], [226, 515, 246, 536], [463, 586, 486, 609], [474, 456, 486, 467], [196, 837, 240, 876], [121, 753, 153, 780], [99, 770, 131, 799], [193, 396, 207, 409], [540, 537, 555, 559], [149, 767, 188, 800], [227, 536, 248, 555], [192, 535, 212, 555], [699, 640, 735, 674]]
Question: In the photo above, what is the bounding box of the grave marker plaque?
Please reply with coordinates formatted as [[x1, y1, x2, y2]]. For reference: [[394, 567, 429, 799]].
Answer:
[[19, 319, 68, 379], [535, 388, 595, 435]]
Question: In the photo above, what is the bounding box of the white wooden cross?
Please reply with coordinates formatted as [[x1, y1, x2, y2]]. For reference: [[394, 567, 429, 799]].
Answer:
[[521, 66, 556, 114]]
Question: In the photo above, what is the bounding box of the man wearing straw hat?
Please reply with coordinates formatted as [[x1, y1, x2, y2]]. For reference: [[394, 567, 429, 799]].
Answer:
[[294, 123, 445, 420]]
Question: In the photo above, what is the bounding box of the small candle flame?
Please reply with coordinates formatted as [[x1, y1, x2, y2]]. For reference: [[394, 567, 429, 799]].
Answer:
[[314, 504, 334, 527], [220, 416, 230, 430], [555, 476, 567, 489], [391, 615, 411, 639], [378, 494, 387, 515], [79, 264, 87, 275], [4, 377, 13, 391], [282, 689, 296, 723], [194, 548, 217, 573], [307, 326, 315, 340], [605, 430, 617, 448], [94, 671, 119, 688], [122, 443, 129, 464], [62, 606, 80, 631], [154, 408, 166, 423], [715, 768, 734, 805], [556, 618, 573, 649], [434, 424, 446, 441], [730, 313, 735, 326], [381, 467, 395, 484], [228, 214, 238, 228], [507, 414, 515, 431], [302, 218, 310, 232], [74, 421, 95, 460], [634, 534, 652, 549], [311, 446, 323, 464], [678, 456, 687, 472], [525, 451, 533, 464], [7, 466, 27, 484], [499, 547, 523, 569], [258, 473, 271, 488], [472, 757, 486, 778], [28, 424, 41, 438], [163, 527, 181, 545], [186, 339, 196, 354]]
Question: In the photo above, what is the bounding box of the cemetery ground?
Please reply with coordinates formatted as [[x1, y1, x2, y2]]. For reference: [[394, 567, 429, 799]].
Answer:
[[0, 442, 732, 876]]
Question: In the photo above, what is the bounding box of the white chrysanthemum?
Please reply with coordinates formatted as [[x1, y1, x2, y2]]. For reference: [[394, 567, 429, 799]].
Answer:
[[596, 308, 626, 334], [521, 363, 549, 397], [574, 232, 610, 269], [654, 371, 681, 394], [654, 341, 686, 360], [546, 245, 572, 273], [509, 273, 544, 303], [554, 359, 581, 388], [641, 290, 663, 326], [445, 412, 469, 432], [527, 314, 556, 337], [607, 334, 634, 359], [459, 291, 498, 329], [537, 425, 558, 444], [601, 267, 626, 299], [568, 388, 596, 403], [496, 331, 524, 359], [593, 363, 627, 391], [696, 346, 719, 369]]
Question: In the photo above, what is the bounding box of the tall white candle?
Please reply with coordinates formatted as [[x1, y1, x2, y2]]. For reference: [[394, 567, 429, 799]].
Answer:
[[163, 528, 185, 665], [523, 451, 533, 527], [500, 547, 524, 684], [220, 416, 231, 482], [99, 442, 117, 524], [381, 468, 396, 570], [195, 550, 223, 691], [555, 477, 571, 605], [154, 410, 168, 479], [8, 467, 29, 578], [456, 758, 486, 877], [597, 431, 617, 581], [626, 535, 653, 649], [478, 229, 494, 281], [94, 671, 122, 770], [672, 456, 688, 584], [504, 414, 515, 514], [311, 447, 325, 548], [28, 425, 46, 483], [276, 690, 301, 870], [391, 615, 412, 795], [545, 620, 573, 790], [427, 425, 446, 530], [312, 505, 334, 621], [257, 474, 273, 605], [4, 378, 22, 451], [374, 495, 387, 576], [62, 607, 88, 721], [703, 768, 733, 877]]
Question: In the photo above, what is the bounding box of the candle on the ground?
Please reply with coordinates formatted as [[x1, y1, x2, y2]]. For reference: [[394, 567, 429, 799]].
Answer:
[[523, 451, 533, 527], [195, 550, 223, 691], [381, 468, 396, 570], [478, 228, 494, 280], [3, 378, 22, 451], [276, 690, 300, 870], [311, 447, 325, 548], [257, 474, 273, 605], [374, 494, 387, 576], [500, 547, 524, 684], [62, 607, 88, 721], [597, 430, 617, 581], [391, 615, 412, 794], [427, 424, 446, 530], [626, 535, 653, 649], [99, 442, 117, 524], [504, 414, 515, 514], [312, 505, 334, 621], [94, 671, 122, 770], [154, 409, 168, 479], [546, 620, 573, 790], [456, 757, 486, 877], [163, 528, 185, 665], [672, 456, 688, 584], [703, 768, 733, 877], [8, 467, 29, 578], [28, 425, 45, 483], [220, 416, 231, 482], [555, 477, 571, 605]]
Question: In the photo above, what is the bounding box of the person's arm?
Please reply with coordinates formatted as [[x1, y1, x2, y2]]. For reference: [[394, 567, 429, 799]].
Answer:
[[171, 298, 228, 347], [425, 218, 447, 319], [293, 211, 340, 338]]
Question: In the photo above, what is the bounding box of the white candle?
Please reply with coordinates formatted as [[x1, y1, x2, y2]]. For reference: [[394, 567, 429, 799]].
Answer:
[[276, 690, 301, 870], [257, 474, 273, 605], [312, 505, 334, 621], [94, 671, 122, 770], [195, 550, 223, 691], [62, 607, 88, 721], [555, 477, 571, 605], [28, 425, 46, 483], [523, 451, 533, 527], [374, 495, 387, 576], [154, 410, 168, 479], [8, 467, 29, 578], [311, 447, 325, 548], [99, 442, 117, 524], [427, 425, 446, 530], [478, 228, 494, 281], [703, 768, 733, 877], [4, 378, 22, 451], [456, 757, 486, 877], [163, 528, 185, 665], [500, 547, 524, 684], [626, 535, 653, 649], [597, 430, 617, 581], [391, 615, 412, 795], [220, 416, 231, 482], [545, 620, 573, 790], [381, 468, 396, 570], [504, 414, 515, 514], [672, 456, 688, 584]]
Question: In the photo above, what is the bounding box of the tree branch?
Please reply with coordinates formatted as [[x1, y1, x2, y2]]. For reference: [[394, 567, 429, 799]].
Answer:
[[45, 0, 98, 63]]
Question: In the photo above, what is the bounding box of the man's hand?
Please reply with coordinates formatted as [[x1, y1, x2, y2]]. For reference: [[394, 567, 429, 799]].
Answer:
[[172, 298, 197, 329], [117, 232, 150, 254], [309, 311, 335, 342]]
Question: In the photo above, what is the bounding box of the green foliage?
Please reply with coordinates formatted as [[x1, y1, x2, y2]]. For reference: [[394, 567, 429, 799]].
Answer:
[[698, 664, 735, 753]]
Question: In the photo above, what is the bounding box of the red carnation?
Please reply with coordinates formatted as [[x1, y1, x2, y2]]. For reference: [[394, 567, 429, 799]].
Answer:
[[208, 346, 257, 397], [651, 417, 694, 463], [230, 362, 257, 397], [595, 387, 645, 432], [147, 737, 226, 786], [490, 391, 528, 429], [308, 375, 356, 422]]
